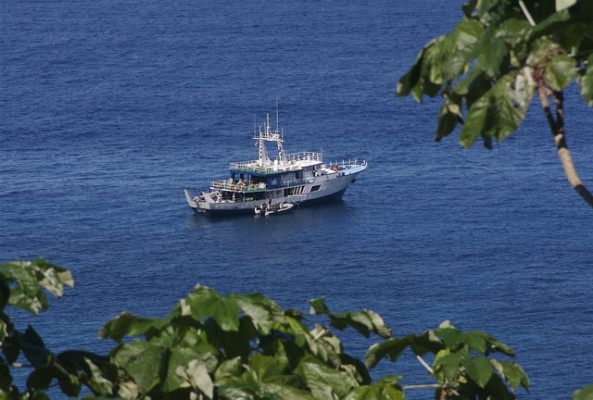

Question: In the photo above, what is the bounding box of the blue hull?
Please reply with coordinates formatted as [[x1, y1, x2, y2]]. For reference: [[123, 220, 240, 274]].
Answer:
[[195, 188, 348, 217]]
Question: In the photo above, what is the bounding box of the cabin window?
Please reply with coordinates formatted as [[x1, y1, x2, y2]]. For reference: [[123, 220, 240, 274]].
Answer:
[[311, 185, 321, 192]]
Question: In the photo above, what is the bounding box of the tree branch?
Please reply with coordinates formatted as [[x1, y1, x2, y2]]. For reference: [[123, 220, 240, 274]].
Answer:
[[538, 86, 593, 207]]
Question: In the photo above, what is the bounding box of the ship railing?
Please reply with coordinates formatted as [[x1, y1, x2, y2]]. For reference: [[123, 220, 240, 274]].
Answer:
[[230, 152, 323, 173], [327, 159, 368, 169], [231, 165, 290, 174], [285, 151, 322, 162], [230, 160, 259, 171], [210, 180, 267, 192], [229, 161, 293, 174]]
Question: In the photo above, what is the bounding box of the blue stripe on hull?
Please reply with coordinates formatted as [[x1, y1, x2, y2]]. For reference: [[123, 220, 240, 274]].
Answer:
[[196, 207, 256, 217]]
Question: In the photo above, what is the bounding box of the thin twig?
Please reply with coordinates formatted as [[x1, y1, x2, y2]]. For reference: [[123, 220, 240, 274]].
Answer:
[[402, 384, 440, 389], [416, 355, 434, 374], [518, 0, 536, 26]]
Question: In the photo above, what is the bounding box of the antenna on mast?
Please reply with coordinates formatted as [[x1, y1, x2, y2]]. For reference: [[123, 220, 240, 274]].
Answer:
[[275, 95, 279, 134]]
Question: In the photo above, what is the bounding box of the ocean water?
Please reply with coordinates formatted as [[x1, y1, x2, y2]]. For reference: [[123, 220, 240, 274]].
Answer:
[[2, 1, 593, 398]]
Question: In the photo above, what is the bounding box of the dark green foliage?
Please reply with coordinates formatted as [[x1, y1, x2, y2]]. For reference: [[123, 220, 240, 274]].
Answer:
[[0, 259, 530, 399], [397, 0, 593, 149]]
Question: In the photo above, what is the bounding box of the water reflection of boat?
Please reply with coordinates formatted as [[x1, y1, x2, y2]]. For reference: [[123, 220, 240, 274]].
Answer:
[[184, 111, 367, 217]]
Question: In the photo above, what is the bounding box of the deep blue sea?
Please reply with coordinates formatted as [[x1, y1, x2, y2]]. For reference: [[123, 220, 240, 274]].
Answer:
[[3, 1, 593, 398]]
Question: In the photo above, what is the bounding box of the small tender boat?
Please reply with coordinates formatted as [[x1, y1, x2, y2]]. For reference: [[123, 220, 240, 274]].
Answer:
[[266, 202, 294, 216], [260, 202, 295, 216], [184, 110, 367, 217]]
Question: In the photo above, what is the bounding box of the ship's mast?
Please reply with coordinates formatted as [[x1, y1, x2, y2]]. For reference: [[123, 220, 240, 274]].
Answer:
[[274, 106, 287, 163], [254, 110, 287, 166]]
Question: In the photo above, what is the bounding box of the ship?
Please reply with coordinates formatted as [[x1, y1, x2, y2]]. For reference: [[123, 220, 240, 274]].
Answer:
[[183, 112, 367, 216]]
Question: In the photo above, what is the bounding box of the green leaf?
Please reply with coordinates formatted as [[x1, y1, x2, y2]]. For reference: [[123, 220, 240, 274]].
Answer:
[[284, 314, 312, 339], [436, 98, 462, 140], [296, 357, 357, 398], [56, 349, 108, 375], [56, 369, 80, 397], [491, 359, 530, 391], [308, 298, 330, 315], [0, 320, 7, 346], [482, 74, 526, 142], [475, 38, 508, 77], [0, 261, 42, 296], [422, 39, 447, 92], [333, 311, 374, 337], [99, 312, 161, 341], [216, 383, 258, 400], [573, 384, 593, 400], [434, 351, 463, 381], [464, 356, 493, 388], [260, 383, 316, 399], [459, 94, 488, 147], [397, 37, 446, 101], [459, 74, 526, 148], [435, 324, 463, 350], [0, 361, 13, 393], [83, 359, 114, 396], [343, 377, 405, 400], [35, 261, 73, 297], [460, 331, 488, 353], [117, 380, 140, 399], [545, 54, 577, 90], [183, 286, 240, 332], [441, 18, 483, 79], [462, 0, 478, 18], [365, 310, 392, 339], [215, 357, 243, 382], [18, 326, 51, 368], [453, 69, 492, 109], [365, 337, 411, 369], [26, 367, 53, 391], [218, 380, 314, 400], [497, 18, 531, 47], [175, 332, 220, 372], [485, 336, 516, 357], [308, 299, 391, 339], [248, 354, 288, 381], [1, 264, 44, 314], [0, 278, 9, 312], [112, 341, 163, 394], [2, 330, 20, 364], [27, 392, 51, 400], [0, 260, 73, 315], [162, 346, 200, 393], [231, 293, 280, 335], [175, 359, 214, 399]]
